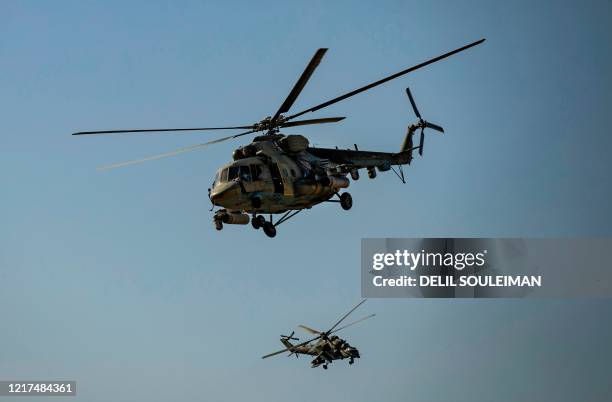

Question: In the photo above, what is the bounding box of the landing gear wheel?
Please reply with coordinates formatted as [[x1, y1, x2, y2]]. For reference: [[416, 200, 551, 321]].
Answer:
[[215, 221, 223, 231], [263, 222, 277, 238], [251, 215, 265, 229], [323, 364, 328, 370], [349, 358, 354, 365], [340, 192, 353, 210]]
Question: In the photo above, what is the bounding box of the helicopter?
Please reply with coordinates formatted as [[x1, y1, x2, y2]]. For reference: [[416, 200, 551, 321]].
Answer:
[[73, 39, 485, 237], [261, 300, 375, 369]]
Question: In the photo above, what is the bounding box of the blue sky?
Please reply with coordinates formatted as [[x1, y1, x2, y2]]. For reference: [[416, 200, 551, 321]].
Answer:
[[1, 1, 611, 401]]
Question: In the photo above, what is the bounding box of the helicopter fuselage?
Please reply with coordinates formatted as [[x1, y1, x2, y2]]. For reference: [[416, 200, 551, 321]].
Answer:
[[209, 134, 347, 214], [280, 335, 361, 368]]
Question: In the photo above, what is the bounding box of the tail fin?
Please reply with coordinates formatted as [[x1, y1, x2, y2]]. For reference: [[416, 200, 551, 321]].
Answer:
[[280, 338, 295, 349], [400, 125, 418, 164]]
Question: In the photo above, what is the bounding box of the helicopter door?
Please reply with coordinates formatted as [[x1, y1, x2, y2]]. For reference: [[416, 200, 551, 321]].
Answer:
[[278, 164, 294, 196], [269, 163, 284, 194]]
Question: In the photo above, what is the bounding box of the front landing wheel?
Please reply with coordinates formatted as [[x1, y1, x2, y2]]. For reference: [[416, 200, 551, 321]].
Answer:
[[263, 222, 277, 238], [340, 192, 353, 210], [252, 215, 265, 229]]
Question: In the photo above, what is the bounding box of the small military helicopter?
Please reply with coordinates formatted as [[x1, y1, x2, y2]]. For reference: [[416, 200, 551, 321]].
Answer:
[[73, 39, 484, 237], [262, 300, 374, 369]]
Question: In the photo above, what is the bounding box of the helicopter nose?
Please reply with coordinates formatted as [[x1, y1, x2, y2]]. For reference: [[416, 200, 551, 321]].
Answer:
[[210, 181, 240, 205]]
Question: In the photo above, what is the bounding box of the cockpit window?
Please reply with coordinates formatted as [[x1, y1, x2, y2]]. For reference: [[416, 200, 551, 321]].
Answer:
[[218, 165, 260, 183], [228, 166, 239, 181], [240, 166, 251, 182]]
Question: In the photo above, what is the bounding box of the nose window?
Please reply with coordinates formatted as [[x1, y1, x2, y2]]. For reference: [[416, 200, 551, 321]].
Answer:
[[220, 168, 229, 182]]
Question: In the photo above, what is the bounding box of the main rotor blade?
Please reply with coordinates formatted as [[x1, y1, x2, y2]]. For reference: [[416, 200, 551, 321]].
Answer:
[[261, 335, 322, 359], [329, 313, 376, 335], [272, 48, 328, 122], [425, 122, 444, 133], [280, 117, 345, 128], [76, 117, 344, 137], [327, 299, 367, 334], [406, 87, 421, 119], [286, 39, 485, 121], [72, 126, 253, 136], [97, 129, 255, 170], [298, 325, 322, 335]]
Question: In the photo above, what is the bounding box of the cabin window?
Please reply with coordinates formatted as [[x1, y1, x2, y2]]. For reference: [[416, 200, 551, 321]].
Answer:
[[240, 165, 251, 182], [220, 168, 228, 182], [250, 164, 263, 181], [228, 166, 239, 181]]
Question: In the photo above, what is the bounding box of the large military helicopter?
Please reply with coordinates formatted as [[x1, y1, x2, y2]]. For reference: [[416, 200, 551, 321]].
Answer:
[[262, 300, 375, 369], [73, 39, 485, 237]]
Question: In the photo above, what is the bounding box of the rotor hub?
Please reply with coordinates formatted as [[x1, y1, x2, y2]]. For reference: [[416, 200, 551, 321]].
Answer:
[[253, 115, 287, 133]]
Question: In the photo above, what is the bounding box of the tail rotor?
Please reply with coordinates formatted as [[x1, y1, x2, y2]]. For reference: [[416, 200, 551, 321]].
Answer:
[[281, 331, 299, 341], [405, 87, 444, 157]]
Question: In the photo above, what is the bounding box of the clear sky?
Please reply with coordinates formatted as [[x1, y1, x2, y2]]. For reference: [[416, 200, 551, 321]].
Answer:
[[1, 1, 611, 401]]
